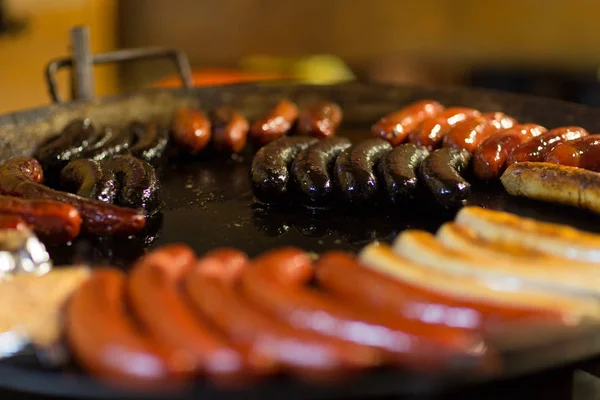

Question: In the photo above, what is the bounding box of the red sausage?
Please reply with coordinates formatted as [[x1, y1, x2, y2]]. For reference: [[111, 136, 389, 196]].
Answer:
[[66, 268, 184, 388], [408, 108, 481, 150], [0, 195, 81, 243], [315, 252, 568, 334], [371, 100, 444, 146], [508, 126, 589, 165], [473, 124, 547, 180], [544, 135, 600, 171], [0, 157, 145, 236], [249, 100, 298, 146], [443, 112, 517, 153], [211, 107, 249, 153], [184, 248, 377, 381], [241, 248, 493, 371], [296, 101, 343, 139], [171, 107, 212, 154], [0, 214, 27, 231]]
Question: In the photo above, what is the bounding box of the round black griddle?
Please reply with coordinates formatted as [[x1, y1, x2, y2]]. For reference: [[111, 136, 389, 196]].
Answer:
[[2, 82, 600, 399]]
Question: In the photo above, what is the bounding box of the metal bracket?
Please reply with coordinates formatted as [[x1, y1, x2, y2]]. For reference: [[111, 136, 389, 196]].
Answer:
[[44, 25, 193, 103]]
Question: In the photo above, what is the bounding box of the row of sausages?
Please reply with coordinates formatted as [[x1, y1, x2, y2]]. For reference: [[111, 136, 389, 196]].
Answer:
[[63, 206, 600, 390]]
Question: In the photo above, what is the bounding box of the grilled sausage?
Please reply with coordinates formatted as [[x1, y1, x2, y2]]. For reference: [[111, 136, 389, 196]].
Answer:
[[408, 108, 481, 150], [297, 101, 342, 139], [85, 126, 133, 161], [472, 124, 547, 180], [211, 107, 249, 153], [508, 127, 589, 165], [371, 100, 444, 146], [249, 100, 298, 146], [0, 157, 145, 236], [0, 214, 28, 231], [185, 249, 375, 381], [334, 138, 392, 204], [290, 137, 352, 206], [60, 159, 118, 203], [250, 136, 318, 204], [171, 107, 212, 154], [544, 135, 600, 171], [241, 248, 492, 371], [128, 121, 169, 163], [419, 148, 471, 209], [0, 195, 81, 243], [377, 144, 429, 204], [443, 112, 517, 153]]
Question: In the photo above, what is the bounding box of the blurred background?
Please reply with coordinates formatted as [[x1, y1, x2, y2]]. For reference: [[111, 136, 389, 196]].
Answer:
[[3, 0, 600, 113]]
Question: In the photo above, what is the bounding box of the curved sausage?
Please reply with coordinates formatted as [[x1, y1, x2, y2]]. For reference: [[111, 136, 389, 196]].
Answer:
[[172, 107, 212, 154], [443, 112, 517, 153], [297, 101, 343, 139], [211, 107, 249, 153], [83, 126, 134, 161], [544, 135, 600, 171], [250, 136, 318, 204], [185, 249, 376, 381], [408, 108, 481, 150], [0, 214, 28, 231], [315, 252, 565, 333], [241, 248, 491, 371], [508, 127, 589, 165], [0, 195, 81, 243], [472, 124, 547, 180], [334, 138, 392, 204], [0, 157, 145, 236], [128, 121, 169, 163], [66, 268, 185, 388], [249, 100, 298, 146], [371, 100, 444, 146], [290, 137, 352, 206], [377, 144, 429, 204], [419, 148, 471, 209], [60, 159, 118, 203]]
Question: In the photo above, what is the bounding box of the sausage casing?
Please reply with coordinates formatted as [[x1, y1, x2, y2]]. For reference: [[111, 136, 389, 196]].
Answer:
[[544, 135, 600, 171], [419, 148, 471, 209], [172, 107, 212, 154], [249, 100, 298, 146], [508, 126, 589, 165], [60, 159, 118, 204], [297, 101, 343, 139], [211, 107, 249, 153], [443, 112, 517, 153], [371, 100, 444, 146], [408, 108, 481, 150], [377, 143, 429, 204]]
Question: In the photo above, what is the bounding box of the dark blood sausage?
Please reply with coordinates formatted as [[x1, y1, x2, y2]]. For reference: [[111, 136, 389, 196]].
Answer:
[[60, 159, 118, 203], [377, 144, 429, 204], [100, 155, 161, 212], [0, 157, 145, 236], [296, 101, 343, 139], [83, 126, 133, 161], [333, 139, 392, 204], [544, 135, 600, 171], [171, 107, 212, 154], [508, 126, 589, 165], [473, 124, 547, 180], [408, 108, 481, 150], [128, 121, 169, 163], [34, 118, 97, 173], [0, 214, 28, 231], [371, 100, 444, 146], [249, 100, 298, 146], [0, 194, 81, 243], [250, 137, 318, 204], [211, 107, 249, 153], [443, 112, 517, 153], [419, 148, 471, 209], [290, 137, 352, 206]]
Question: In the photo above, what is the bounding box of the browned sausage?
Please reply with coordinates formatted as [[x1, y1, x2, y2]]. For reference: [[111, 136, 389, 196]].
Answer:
[[296, 101, 343, 139], [544, 135, 600, 171], [0, 195, 81, 243], [211, 107, 249, 153], [443, 112, 517, 153], [0, 214, 27, 231], [171, 107, 212, 153], [249, 100, 298, 146], [128, 244, 260, 385], [508, 127, 589, 165], [371, 100, 444, 146], [407, 108, 481, 150], [0, 157, 145, 236], [473, 124, 547, 180], [184, 248, 377, 381], [66, 268, 185, 388], [315, 252, 567, 333]]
